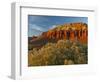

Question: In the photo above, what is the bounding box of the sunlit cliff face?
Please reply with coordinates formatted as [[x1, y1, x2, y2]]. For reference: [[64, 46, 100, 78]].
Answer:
[[41, 22, 88, 44]]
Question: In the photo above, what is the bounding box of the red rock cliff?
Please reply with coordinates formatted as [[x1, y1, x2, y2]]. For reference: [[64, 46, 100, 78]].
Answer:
[[42, 23, 88, 43]]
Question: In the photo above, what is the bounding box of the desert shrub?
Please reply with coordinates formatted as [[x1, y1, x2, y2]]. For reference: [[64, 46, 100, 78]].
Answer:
[[68, 60, 74, 64], [56, 40, 72, 48], [28, 44, 34, 50], [64, 59, 68, 65], [28, 40, 88, 66]]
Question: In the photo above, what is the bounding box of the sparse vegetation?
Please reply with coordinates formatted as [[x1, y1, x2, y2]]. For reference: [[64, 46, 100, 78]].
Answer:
[[28, 40, 88, 66]]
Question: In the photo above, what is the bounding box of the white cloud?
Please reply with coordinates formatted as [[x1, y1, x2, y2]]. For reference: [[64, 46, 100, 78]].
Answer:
[[49, 25, 57, 29], [29, 24, 48, 32]]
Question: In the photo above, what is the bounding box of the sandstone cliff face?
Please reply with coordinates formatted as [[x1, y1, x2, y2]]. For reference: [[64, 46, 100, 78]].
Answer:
[[29, 22, 88, 50], [41, 23, 88, 44]]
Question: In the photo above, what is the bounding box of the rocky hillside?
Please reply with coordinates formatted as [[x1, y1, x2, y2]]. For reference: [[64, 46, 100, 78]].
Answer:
[[42, 22, 87, 39], [29, 22, 88, 50]]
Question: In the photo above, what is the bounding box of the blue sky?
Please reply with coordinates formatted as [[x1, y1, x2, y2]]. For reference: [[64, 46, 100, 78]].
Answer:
[[28, 15, 88, 37]]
